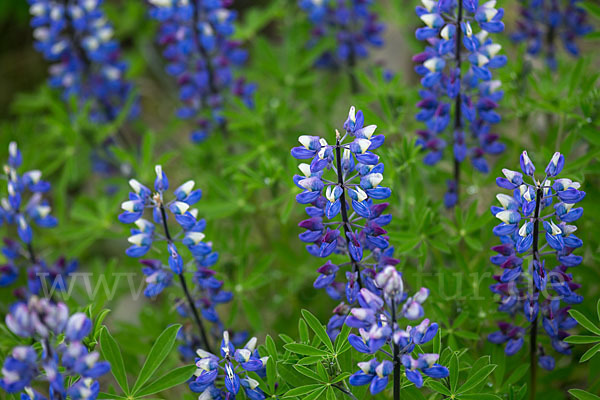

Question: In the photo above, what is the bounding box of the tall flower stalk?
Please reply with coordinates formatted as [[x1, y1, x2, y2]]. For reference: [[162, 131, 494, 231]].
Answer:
[[292, 107, 447, 398], [413, 0, 506, 207], [512, 0, 593, 70], [488, 151, 585, 400], [299, 0, 385, 91], [147, 0, 255, 143], [119, 166, 235, 355]]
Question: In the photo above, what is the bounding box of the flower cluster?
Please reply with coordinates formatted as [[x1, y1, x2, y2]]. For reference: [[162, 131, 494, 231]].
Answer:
[[413, 0, 507, 207], [119, 166, 231, 356], [147, 0, 255, 143], [0, 296, 110, 399], [291, 106, 399, 338], [346, 266, 448, 394], [512, 0, 593, 70], [189, 331, 267, 400], [28, 0, 136, 122], [0, 142, 77, 297], [488, 151, 585, 370], [299, 0, 385, 69]]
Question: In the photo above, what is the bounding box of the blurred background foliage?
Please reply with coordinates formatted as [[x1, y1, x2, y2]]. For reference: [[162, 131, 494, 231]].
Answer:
[[0, 0, 598, 399]]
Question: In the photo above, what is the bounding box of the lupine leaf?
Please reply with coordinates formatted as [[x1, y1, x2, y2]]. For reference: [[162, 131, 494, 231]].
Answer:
[[568, 389, 600, 400], [293, 365, 325, 382], [134, 364, 196, 397], [450, 353, 459, 392], [301, 309, 334, 352], [283, 384, 323, 397], [326, 386, 336, 400], [467, 356, 490, 381], [564, 335, 600, 344], [458, 364, 496, 393], [597, 298, 600, 322], [266, 357, 276, 392], [433, 327, 442, 355], [298, 318, 309, 343], [503, 364, 529, 389], [132, 324, 181, 395], [569, 310, 600, 335], [303, 386, 327, 400], [335, 324, 352, 354], [98, 392, 128, 399], [425, 379, 452, 396], [296, 355, 325, 365], [331, 372, 351, 383], [100, 327, 129, 395], [284, 343, 329, 356], [580, 342, 600, 362], [265, 335, 278, 361]]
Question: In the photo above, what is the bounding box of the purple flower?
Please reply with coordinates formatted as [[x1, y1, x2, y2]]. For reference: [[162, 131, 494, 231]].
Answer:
[[489, 151, 585, 369], [147, 0, 254, 142], [413, 0, 506, 206]]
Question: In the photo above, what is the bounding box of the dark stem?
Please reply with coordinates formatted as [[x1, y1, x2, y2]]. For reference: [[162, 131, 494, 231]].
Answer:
[[159, 204, 213, 354], [452, 0, 464, 205], [44, 338, 63, 400], [391, 298, 401, 400], [27, 242, 37, 264], [333, 383, 359, 400], [335, 137, 362, 288], [529, 186, 543, 400], [347, 46, 359, 94]]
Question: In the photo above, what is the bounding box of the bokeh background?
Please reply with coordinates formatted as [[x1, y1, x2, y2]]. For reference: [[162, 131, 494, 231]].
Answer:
[[0, 0, 598, 398]]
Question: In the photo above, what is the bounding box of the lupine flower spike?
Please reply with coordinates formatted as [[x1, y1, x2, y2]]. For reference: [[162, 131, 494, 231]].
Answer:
[[119, 165, 233, 356], [189, 331, 267, 399], [28, 0, 137, 122], [414, 0, 507, 206], [0, 296, 110, 399], [147, 0, 255, 143], [347, 267, 448, 394], [1, 142, 77, 298], [488, 151, 585, 397], [292, 106, 399, 338], [299, 0, 385, 90], [512, 0, 593, 70]]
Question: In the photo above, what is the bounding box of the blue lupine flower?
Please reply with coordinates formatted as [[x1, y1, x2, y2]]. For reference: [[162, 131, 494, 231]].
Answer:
[[489, 151, 585, 369], [147, 0, 255, 143], [189, 332, 267, 399], [0, 297, 110, 399], [413, 0, 507, 206], [1, 143, 79, 297], [346, 267, 448, 394], [401, 354, 448, 388], [28, 0, 137, 122], [512, 0, 593, 70], [299, 0, 385, 70], [119, 165, 231, 357], [292, 106, 399, 338], [1, 142, 56, 245]]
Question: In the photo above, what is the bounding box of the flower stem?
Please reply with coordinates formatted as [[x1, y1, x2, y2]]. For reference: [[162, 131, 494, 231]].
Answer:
[[529, 186, 543, 400], [335, 137, 362, 288], [391, 298, 400, 400], [453, 0, 464, 205], [159, 204, 213, 354]]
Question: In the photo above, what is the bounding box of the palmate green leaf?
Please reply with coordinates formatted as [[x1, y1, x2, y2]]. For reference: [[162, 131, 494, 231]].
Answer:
[[301, 309, 334, 353], [265, 335, 278, 361], [450, 353, 459, 392], [303, 386, 327, 400], [458, 364, 496, 393], [296, 356, 325, 365], [283, 383, 323, 397], [132, 324, 181, 395], [134, 364, 196, 398], [331, 372, 351, 384], [284, 343, 330, 357], [98, 392, 128, 399], [298, 318, 309, 343], [503, 364, 529, 389], [580, 342, 600, 362], [564, 335, 600, 344], [266, 357, 277, 392], [100, 327, 129, 395], [568, 389, 600, 400], [335, 324, 351, 354], [425, 379, 452, 396], [293, 365, 325, 382], [433, 328, 442, 355], [569, 310, 600, 335]]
